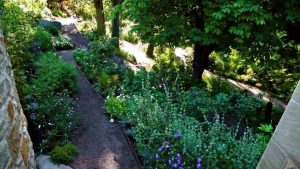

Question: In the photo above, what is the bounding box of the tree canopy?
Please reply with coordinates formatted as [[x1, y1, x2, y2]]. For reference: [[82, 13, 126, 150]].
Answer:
[[122, 0, 300, 82]]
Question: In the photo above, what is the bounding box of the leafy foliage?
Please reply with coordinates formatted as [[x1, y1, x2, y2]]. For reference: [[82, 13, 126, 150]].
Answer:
[[115, 49, 137, 64], [49, 141, 79, 164], [53, 35, 74, 50], [32, 53, 77, 96], [25, 53, 78, 152], [74, 37, 131, 95], [121, 32, 139, 44], [209, 48, 300, 100], [1, 0, 79, 160], [122, 0, 300, 82], [30, 29, 54, 54]]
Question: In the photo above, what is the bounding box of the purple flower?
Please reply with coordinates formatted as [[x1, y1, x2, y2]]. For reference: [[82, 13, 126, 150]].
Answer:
[[157, 146, 163, 152], [172, 163, 178, 168], [177, 153, 181, 164], [196, 157, 202, 169], [155, 154, 159, 160], [174, 130, 181, 138], [197, 158, 201, 164], [168, 159, 173, 165], [165, 142, 170, 149], [179, 167, 184, 169]]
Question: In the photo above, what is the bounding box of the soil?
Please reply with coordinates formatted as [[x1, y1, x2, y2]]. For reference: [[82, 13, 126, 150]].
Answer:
[[56, 20, 140, 169]]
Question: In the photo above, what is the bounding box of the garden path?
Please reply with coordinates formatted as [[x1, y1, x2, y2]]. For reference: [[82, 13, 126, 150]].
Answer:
[[56, 20, 140, 169]]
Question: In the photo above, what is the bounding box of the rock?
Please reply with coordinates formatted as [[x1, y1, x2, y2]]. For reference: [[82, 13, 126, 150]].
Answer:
[[39, 19, 62, 30], [36, 155, 72, 169]]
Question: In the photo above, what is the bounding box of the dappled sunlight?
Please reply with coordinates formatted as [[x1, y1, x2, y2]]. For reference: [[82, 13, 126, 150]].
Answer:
[[55, 17, 79, 26], [120, 40, 154, 67], [97, 150, 121, 169]]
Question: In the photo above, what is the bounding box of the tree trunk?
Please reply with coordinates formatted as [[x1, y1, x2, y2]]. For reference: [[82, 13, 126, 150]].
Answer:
[[111, 0, 122, 48], [265, 101, 273, 123], [94, 0, 106, 35], [192, 43, 214, 83], [146, 43, 155, 58]]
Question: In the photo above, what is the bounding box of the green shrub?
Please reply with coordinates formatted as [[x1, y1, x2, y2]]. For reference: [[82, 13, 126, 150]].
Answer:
[[30, 30, 54, 54], [28, 53, 78, 151], [202, 75, 239, 95], [32, 91, 79, 152], [158, 116, 264, 169], [115, 49, 137, 64], [83, 30, 99, 41], [39, 20, 62, 36], [53, 35, 74, 50], [122, 32, 139, 44], [51, 8, 68, 17], [114, 86, 265, 169], [33, 53, 77, 97], [0, 2, 36, 99], [153, 51, 192, 88], [74, 3, 95, 20], [105, 95, 128, 119], [49, 142, 79, 164], [89, 37, 116, 59]]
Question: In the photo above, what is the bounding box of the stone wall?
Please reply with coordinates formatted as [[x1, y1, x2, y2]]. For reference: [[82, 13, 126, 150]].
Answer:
[[257, 81, 300, 169], [0, 32, 36, 168]]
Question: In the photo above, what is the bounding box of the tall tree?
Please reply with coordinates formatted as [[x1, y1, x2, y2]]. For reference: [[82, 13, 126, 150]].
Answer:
[[111, 0, 122, 48], [123, 0, 300, 83], [94, 0, 106, 35]]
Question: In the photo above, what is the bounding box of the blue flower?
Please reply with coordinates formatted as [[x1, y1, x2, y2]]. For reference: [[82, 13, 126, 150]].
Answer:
[[168, 159, 173, 165], [174, 130, 181, 138], [165, 142, 170, 149], [157, 146, 163, 152], [177, 153, 181, 164], [172, 163, 178, 168], [179, 167, 184, 169], [155, 154, 159, 160], [196, 157, 202, 169], [197, 158, 201, 164]]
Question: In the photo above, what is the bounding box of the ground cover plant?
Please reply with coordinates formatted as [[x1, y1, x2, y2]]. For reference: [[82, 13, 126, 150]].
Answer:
[[0, 1, 79, 162], [73, 37, 274, 168]]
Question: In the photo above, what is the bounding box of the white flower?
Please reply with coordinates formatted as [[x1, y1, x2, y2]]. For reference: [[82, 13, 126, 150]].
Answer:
[[110, 118, 115, 123]]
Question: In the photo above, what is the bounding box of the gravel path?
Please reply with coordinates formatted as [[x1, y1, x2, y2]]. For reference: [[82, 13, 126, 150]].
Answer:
[[56, 19, 140, 169]]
